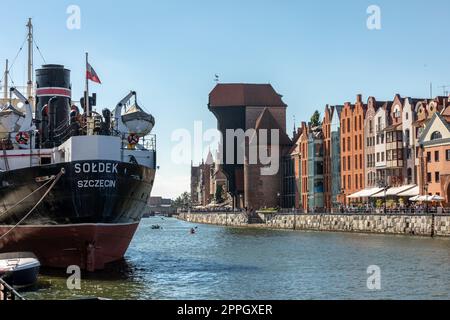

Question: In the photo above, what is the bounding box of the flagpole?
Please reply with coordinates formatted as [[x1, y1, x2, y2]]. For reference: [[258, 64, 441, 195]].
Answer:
[[85, 52, 90, 117]]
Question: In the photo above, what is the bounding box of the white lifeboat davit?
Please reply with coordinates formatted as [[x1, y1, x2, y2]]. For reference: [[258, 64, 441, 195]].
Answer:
[[122, 103, 155, 137]]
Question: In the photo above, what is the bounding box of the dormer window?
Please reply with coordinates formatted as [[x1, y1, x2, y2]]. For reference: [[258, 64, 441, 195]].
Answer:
[[431, 131, 442, 141]]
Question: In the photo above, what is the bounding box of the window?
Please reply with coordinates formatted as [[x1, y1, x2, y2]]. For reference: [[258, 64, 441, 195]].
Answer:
[[407, 168, 413, 184], [377, 153, 380, 162], [405, 129, 410, 143], [348, 156, 351, 171], [435, 151, 440, 162], [435, 172, 440, 183], [355, 175, 359, 189], [348, 138, 351, 151], [343, 138, 346, 151], [348, 176, 351, 189], [360, 154, 363, 169], [406, 112, 409, 120], [382, 153, 385, 162], [427, 173, 432, 183], [343, 157, 346, 172], [387, 150, 392, 161], [347, 119, 350, 133], [407, 148, 412, 160], [369, 121, 373, 134], [40, 157, 52, 165], [427, 152, 431, 162], [342, 120, 346, 133], [446, 150, 450, 161], [431, 131, 442, 141]]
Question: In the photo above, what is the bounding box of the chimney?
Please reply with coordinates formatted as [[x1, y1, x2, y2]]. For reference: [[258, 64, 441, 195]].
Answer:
[[356, 94, 362, 104]]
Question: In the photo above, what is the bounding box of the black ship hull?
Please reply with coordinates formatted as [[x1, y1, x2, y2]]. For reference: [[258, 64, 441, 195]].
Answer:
[[0, 160, 155, 271]]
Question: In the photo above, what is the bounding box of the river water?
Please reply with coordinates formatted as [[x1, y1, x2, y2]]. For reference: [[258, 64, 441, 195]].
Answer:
[[24, 217, 450, 300]]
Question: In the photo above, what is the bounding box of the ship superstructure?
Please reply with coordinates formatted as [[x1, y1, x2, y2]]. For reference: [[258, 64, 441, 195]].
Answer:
[[0, 20, 157, 271]]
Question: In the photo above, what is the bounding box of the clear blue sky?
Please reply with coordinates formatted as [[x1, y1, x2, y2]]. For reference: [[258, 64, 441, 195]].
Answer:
[[2, 0, 450, 198]]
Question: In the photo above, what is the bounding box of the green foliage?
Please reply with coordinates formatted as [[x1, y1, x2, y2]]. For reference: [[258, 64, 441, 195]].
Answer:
[[173, 192, 191, 209], [215, 185, 224, 204], [375, 199, 384, 209], [310, 110, 322, 127]]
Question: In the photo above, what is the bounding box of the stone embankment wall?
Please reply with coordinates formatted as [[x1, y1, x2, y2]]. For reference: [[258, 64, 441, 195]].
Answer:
[[177, 212, 450, 237]]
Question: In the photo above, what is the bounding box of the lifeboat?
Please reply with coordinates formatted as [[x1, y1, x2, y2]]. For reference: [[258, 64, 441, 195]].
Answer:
[[0, 105, 25, 140], [122, 102, 155, 137]]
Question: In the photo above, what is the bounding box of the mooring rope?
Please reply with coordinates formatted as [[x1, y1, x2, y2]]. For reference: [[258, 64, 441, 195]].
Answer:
[[0, 169, 65, 241], [0, 176, 56, 220]]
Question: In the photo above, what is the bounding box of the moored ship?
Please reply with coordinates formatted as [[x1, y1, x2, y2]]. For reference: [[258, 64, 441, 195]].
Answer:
[[0, 20, 157, 271]]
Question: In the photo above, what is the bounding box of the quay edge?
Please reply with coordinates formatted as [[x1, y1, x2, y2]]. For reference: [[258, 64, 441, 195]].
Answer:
[[177, 212, 450, 238]]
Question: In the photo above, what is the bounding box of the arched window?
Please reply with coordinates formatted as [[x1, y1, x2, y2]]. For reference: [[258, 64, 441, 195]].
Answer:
[[431, 131, 442, 141]]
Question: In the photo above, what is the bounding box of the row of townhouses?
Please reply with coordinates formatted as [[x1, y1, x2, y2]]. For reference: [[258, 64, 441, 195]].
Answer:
[[286, 94, 450, 212], [191, 84, 450, 212]]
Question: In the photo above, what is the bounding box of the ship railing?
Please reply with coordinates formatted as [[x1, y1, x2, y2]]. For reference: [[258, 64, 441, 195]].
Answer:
[[0, 278, 26, 301], [142, 134, 156, 151]]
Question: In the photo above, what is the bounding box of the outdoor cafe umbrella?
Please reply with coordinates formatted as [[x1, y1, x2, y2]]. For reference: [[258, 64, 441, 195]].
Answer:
[[409, 195, 421, 202], [411, 195, 445, 202]]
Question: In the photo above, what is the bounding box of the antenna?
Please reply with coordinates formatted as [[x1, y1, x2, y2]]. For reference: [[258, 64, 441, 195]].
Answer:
[[439, 85, 450, 97]]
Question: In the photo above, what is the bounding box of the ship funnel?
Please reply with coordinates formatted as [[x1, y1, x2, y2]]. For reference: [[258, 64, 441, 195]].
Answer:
[[35, 64, 71, 147]]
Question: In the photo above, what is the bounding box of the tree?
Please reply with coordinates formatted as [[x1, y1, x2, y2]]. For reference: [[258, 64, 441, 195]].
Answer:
[[310, 110, 322, 127], [173, 192, 191, 209], [215, 185, 224, 204]]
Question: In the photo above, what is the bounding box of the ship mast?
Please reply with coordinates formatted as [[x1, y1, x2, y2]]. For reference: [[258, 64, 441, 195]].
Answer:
[[26, 18, 34, 104], [3, 59, 8, 100]]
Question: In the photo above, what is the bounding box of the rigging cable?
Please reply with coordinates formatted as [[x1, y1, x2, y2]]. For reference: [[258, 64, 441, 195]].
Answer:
[[34, 39, 46, 65]]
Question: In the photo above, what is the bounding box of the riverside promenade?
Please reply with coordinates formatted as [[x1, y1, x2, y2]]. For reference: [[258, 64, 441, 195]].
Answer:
[[177, 211, 450, 238]]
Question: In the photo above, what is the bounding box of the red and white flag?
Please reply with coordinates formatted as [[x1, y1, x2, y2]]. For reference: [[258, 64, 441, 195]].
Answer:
[[86, 62, 102, 84]]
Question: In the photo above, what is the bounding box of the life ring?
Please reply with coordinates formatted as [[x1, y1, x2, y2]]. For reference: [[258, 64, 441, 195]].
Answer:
[[16, 132, 30, 145], [128, 134, 139, 145]]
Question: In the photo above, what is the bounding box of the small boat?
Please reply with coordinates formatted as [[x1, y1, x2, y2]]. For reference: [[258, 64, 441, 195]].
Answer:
[[0, 252, 40, 288]]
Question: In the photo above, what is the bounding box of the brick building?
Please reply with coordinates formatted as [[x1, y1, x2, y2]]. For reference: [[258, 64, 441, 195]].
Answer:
[[208, 84, 292, 210], [340, 95, 366, 203]]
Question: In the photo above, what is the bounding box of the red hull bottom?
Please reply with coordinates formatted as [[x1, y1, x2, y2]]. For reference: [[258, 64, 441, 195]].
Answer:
[[0, 223, 139, 272]]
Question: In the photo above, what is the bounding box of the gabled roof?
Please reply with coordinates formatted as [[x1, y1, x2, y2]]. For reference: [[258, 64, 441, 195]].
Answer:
[[251, 108, 292, 146], [419, 112, 450, 145], [209, 84, 287, 108]]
